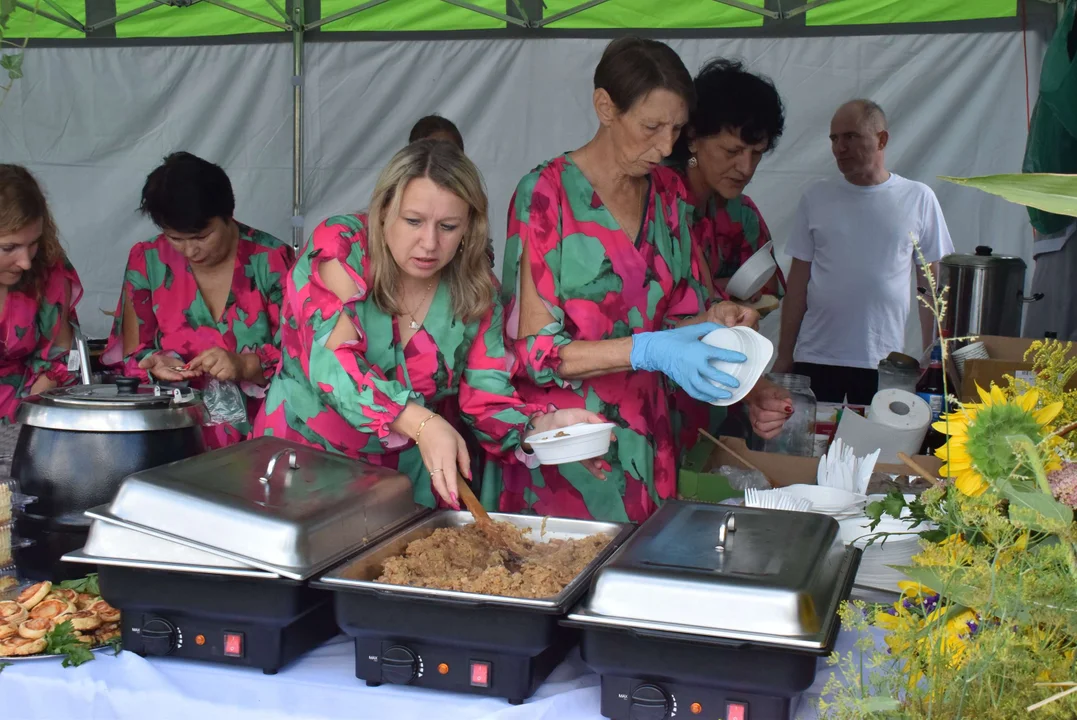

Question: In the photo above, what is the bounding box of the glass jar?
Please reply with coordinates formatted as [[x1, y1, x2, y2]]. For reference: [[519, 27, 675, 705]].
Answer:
[[877, 352, 920, 395], [762, 373, 817, 457]]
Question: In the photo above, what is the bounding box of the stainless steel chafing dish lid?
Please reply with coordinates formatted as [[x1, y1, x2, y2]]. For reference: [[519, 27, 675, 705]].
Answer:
[[63, 514, 280, 580], [98, 436, 428, 580], [568, 501, 858, 650]]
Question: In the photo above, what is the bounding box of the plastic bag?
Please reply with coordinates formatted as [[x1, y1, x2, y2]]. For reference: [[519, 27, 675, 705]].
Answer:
[[202, 378, 249, 427], [718, 465, 770, 491]]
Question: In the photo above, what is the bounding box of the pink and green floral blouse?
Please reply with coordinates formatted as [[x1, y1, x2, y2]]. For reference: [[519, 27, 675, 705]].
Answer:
[[251, 213, 544, 509], [496, 155, 707, 524], [673, 180, 777, 460], [0, 258, 83, 423], [102, 224, 293, 448]]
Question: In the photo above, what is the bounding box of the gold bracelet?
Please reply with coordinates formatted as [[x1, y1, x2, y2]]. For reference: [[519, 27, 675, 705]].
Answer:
[[414, 412, 438, 444]]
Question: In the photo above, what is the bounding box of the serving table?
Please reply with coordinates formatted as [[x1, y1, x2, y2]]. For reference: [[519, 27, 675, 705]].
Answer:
[[2, 627, 886, 720]]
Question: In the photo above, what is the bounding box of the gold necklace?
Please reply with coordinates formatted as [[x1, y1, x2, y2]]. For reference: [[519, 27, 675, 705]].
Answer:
[[402, 281, 434, 330]]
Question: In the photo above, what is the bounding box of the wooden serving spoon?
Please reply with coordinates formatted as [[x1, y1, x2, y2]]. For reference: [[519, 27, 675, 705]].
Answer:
[[455, 479, 526, 571]]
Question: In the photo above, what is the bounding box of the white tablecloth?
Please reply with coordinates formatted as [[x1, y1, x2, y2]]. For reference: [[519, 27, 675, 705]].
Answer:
[[2, 629, 883, 720]]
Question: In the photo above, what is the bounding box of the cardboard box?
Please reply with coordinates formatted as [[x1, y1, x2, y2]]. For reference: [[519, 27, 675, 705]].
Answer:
[[678, 436, 943, 504], [958, 336, 1077, 402]]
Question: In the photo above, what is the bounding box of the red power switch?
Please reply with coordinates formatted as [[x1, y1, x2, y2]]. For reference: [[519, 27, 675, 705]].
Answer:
[[726, 701, 748, 720], [469, 661, 491, 687], [223, 632, 244, 658]]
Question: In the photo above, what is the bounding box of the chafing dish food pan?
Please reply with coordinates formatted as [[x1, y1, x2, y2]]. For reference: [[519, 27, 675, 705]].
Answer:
[[564, 500, 860, 720], [313, 511, 634, 704], [95, 436, 427, 580]]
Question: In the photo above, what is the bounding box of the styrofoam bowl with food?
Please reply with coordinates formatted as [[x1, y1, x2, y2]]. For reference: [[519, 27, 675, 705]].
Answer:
[[701, 326, 774, 407], [527, 422, 616, 465], [725, 241, 777, 301]]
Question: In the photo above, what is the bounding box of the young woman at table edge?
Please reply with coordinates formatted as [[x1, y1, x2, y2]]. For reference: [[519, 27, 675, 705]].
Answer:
[[252, 140, 608, 509], [103, 152, 294, 448], [496, 37, 786, 523], [0, 165, 83, 424], [670, 58, 794, 460]]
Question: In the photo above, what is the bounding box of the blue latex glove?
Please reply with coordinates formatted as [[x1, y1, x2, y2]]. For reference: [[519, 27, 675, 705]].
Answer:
[[630, 322, 746, 402]]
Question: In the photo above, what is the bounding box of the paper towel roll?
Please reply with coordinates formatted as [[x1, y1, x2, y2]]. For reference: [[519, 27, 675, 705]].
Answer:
[[833, 390, 931, 464]]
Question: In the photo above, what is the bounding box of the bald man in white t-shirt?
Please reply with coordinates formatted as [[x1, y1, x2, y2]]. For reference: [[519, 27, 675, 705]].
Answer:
[[774, 100, 955, 405]]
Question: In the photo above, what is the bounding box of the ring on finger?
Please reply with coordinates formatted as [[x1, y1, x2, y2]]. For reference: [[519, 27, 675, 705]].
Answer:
[[430, 468, 443, 475]]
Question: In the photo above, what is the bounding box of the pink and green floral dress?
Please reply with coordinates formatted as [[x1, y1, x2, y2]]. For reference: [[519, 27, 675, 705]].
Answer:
[[497, 155, 708, 524], [102, 224, 293, 448], [679, 178, 774, 303], [251, 213, 545, 509], [0, 258, 83, 423], [671, 173, 780, 462]]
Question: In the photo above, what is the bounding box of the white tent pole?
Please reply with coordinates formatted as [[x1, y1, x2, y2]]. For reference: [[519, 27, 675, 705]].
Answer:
[[263, 0, 287, 20], [38, 0, 87, 30], [204, 0, 291, 28], [306, 0, 390, 31], [291, 0, 303, 251], [85, 1, 161, 32], [15, 0, 85, 30], [535, 0, 609, 28], [782, 0, 842, 20], [437, 0, 529, 27], [710, 0, 780, 19]]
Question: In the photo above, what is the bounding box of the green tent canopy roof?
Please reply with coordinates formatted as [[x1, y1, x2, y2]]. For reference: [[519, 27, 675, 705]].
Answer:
[[2, 0, 1019, 39]]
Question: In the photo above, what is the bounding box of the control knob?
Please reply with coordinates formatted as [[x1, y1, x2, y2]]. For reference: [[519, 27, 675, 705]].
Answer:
[[139, 617, 178, 656], [629, 683, 671, 720], [380, 645, 418, 685]]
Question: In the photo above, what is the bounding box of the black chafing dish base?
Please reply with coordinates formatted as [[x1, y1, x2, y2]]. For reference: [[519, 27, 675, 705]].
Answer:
[[313, 510, 635, 705], [562, 500, 862, 720], [578, 631, 827, 720], [563, 546, 862, 720], [337, 593, 578, 705], [97, 564, 338, 674]]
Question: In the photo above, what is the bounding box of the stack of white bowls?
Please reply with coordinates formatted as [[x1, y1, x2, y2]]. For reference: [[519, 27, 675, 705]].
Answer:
[[700, 326, 774, 407], [952, 341, 989, 378], [725, 241, 778, 301]]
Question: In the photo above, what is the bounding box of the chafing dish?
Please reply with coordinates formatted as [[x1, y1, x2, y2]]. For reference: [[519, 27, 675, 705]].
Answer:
[[564, 500, 860, 720], [313, 511, 634, 704], [90, 436, 425, 580], [62, 437, 428, 673]]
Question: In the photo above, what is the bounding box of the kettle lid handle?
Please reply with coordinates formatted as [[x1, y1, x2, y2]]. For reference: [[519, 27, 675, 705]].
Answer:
[[974, 245, 993, 256]]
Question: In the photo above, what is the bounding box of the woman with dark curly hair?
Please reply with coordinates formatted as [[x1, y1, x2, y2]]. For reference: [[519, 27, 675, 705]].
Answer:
[[671, 58, 785, 302], [0, 165, 82, 424], [670, 59, 792, 460]]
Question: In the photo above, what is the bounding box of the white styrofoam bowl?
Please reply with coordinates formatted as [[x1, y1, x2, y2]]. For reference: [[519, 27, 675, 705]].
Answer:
[[701, 326, 774, 407], [725, 241, 777, 301], [526, 422, 616, 465]]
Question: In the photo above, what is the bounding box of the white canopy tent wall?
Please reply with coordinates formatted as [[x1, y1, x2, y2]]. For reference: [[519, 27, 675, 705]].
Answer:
[[0, 1, 1057, 358]]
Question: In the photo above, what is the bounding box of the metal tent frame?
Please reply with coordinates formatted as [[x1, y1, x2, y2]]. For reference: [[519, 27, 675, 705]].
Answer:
[[13, 0, 1065, 249]]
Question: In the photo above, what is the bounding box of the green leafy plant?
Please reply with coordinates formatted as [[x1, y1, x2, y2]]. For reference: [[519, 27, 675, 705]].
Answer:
[[0, 0, 41, 102], [59, 573, 100, 596], [941, 174, 1077, 218], [45, 619, 96, 668], [822, 232, 1077, 716]]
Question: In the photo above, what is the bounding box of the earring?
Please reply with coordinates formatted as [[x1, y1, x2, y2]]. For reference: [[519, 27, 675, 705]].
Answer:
[[687, 156, 698, 169]]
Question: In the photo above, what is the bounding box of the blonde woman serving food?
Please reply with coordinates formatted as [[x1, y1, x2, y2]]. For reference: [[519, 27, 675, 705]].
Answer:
[[252, 140, 606, 509]]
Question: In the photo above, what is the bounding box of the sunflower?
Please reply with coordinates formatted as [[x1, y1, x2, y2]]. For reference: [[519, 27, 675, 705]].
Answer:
[[932, 385, 1063, 497]]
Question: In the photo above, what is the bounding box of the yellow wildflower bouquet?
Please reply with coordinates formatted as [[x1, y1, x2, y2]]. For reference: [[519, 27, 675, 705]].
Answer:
[[820, 241, 1077, 718]]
